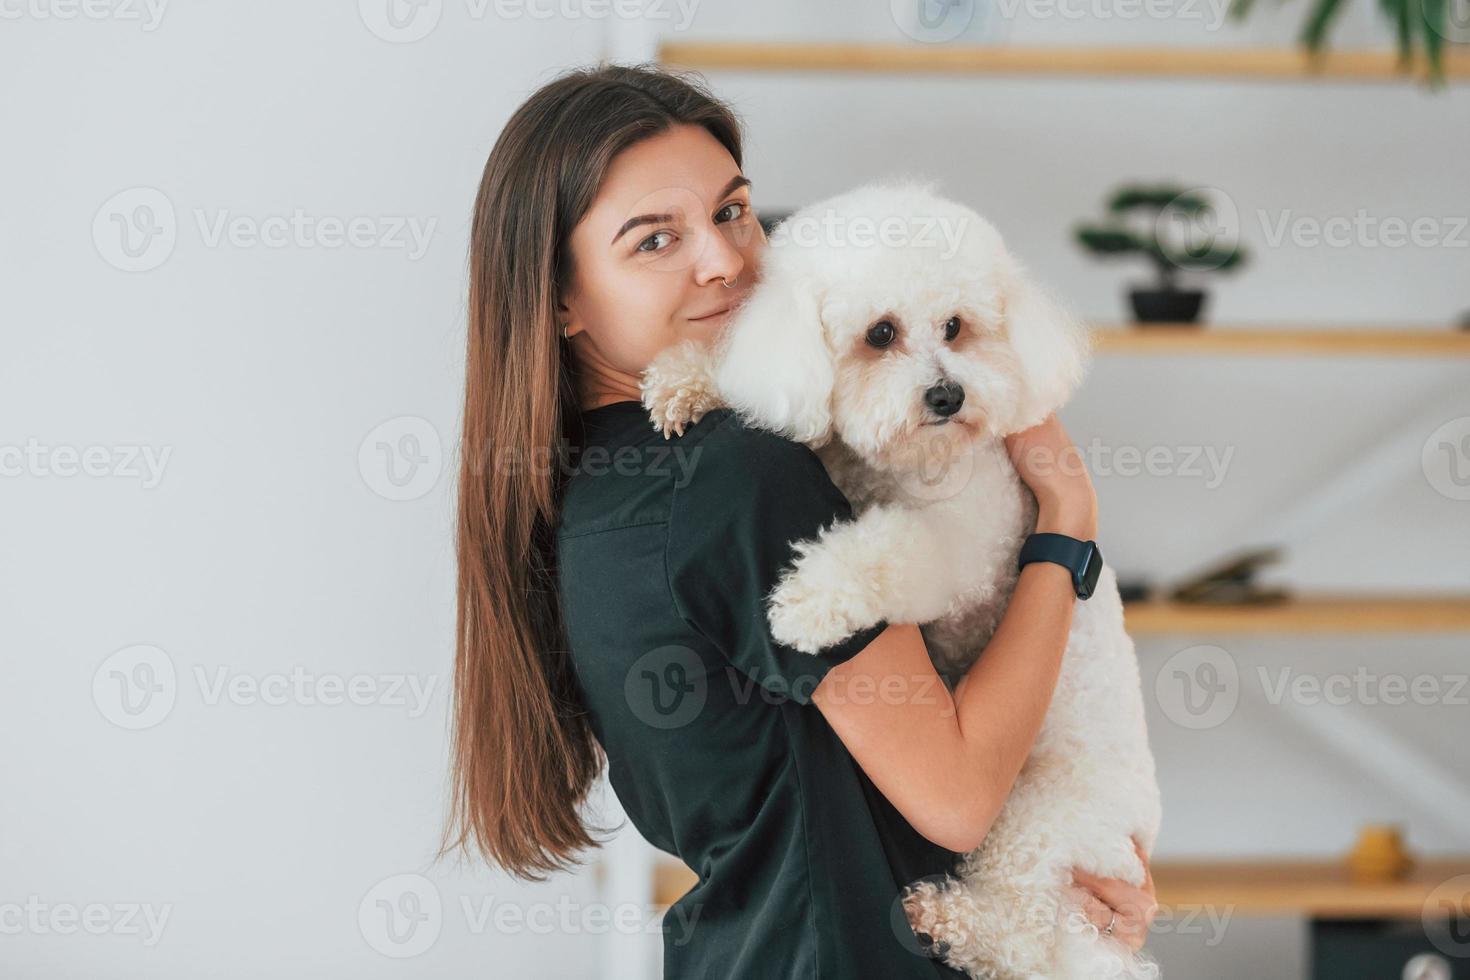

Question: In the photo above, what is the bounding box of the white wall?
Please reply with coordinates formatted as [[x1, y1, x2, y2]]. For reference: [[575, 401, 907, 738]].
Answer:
[[3, 1, 1467, 978], [2, 3, 617, 977]]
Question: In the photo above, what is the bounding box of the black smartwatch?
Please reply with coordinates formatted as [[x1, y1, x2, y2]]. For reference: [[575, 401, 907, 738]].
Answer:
[[1017, 532, 1103, 600]]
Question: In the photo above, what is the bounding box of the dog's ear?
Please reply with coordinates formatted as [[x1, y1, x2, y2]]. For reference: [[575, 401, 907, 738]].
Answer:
[[999, 254, 1093, 432], [713, 265, 835, 446]]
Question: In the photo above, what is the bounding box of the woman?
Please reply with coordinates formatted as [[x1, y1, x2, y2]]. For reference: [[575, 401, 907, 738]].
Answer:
[[442, 62, 1158, 978]]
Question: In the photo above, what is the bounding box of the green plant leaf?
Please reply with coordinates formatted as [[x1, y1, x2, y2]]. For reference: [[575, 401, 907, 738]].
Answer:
[[1228, 0, 1259, 21], [1395, 0, 1414, 65], [1300, 0, 1349, 50], [1075, 226, 1145, 255], [1419, 0, 1446, 84]]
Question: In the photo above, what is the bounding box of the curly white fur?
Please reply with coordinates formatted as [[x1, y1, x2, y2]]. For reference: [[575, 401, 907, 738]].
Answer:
[[641, 179, 1163, 980]]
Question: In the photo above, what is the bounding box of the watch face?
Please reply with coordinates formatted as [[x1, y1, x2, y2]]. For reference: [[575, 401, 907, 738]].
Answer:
[[1080, 544, 1102, 597]]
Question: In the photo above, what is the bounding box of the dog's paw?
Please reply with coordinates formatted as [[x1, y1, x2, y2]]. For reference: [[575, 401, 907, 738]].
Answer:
[[639, 340, 724, 439], [645, 381, 720, 439], [766, 560, 878, 654]]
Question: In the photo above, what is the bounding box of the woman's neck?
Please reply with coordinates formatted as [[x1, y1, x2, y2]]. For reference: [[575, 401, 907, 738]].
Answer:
[[570, 337, 642, 411]]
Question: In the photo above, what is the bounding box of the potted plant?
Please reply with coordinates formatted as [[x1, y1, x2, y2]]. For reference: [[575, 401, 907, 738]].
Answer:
[[1075, 184, 1249, 325]]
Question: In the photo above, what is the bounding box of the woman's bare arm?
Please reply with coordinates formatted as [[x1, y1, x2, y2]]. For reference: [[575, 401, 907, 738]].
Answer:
[[810, 412, 1097, 853], [811, 557, 1079, 853]]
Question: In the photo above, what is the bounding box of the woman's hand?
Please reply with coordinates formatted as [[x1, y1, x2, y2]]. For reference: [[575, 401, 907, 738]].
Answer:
[[1003, 413, 1097, 540], [1064, 837, 1159, 954]]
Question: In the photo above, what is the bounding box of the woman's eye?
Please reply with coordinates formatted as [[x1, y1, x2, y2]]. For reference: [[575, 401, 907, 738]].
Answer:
[[943, 315, 961, 341], [716, 201, 747, 223], [636, 231, 674, 254], [866, 320, 897, 348]]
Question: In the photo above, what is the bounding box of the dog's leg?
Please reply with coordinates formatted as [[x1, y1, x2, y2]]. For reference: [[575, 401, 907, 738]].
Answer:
[[766, 502, 972, 654], [639, 338, 725, 439]]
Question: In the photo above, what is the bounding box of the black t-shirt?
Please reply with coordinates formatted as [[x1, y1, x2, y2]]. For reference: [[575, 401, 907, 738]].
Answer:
[[555, 400, 968, 980]]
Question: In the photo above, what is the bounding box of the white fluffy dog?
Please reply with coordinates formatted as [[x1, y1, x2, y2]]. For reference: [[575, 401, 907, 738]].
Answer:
[[640, 179, 1163, 980]]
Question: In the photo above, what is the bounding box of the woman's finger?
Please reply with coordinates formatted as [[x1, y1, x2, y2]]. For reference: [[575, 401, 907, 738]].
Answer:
[[1073, 869, 1156, 920], [1061, 886, 1148, 953], [1061, 886, 1112, 932]]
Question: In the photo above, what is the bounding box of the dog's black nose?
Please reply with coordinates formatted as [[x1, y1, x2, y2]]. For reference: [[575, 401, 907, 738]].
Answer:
[[923, 382, 965, 418]]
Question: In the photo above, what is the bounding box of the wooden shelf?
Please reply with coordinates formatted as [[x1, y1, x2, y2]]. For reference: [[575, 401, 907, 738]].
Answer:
[[1155, 857, 1470, 918], [1090, 325, 1470, 357], [1122, 596, 1470, 634], [654, 855, 1470, 918], [660, 42, 1470, 83]]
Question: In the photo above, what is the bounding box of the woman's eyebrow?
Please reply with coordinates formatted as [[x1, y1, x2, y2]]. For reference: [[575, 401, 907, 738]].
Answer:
[[609, 175, 753, 246]]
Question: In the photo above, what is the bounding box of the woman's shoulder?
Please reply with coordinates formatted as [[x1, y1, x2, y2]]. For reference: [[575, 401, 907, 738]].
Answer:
[[674, 407, 833, 496]]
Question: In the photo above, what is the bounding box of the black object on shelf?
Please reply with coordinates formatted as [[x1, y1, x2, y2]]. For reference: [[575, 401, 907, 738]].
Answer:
[[1312, 918, 1468, 979], [1116, 577, 1152, 603], [1168, 547, 1292, 605], [1129, 288, 1206, 324]]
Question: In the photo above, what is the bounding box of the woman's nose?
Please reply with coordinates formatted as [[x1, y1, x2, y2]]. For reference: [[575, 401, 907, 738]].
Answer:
[[694, 221, 750, 287]]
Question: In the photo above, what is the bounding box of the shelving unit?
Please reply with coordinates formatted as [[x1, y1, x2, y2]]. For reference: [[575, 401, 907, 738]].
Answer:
[[660, 42, 1470, 83], [653, 855, 1470, 916], [639, 39, 1470, 969], [1121, 596, 1470, 634], [1088, 325, 1470, 357], [1154, 857, 1470, 918], [1087, 323, 1470, 629]]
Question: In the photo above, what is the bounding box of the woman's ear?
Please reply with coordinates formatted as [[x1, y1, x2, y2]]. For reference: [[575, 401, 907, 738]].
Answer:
[[713, 266, 835, 446], [999, 254, 1093, 433]]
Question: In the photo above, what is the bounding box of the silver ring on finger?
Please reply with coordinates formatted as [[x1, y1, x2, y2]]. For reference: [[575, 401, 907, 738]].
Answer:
[[1102, 910, 1117, 937]]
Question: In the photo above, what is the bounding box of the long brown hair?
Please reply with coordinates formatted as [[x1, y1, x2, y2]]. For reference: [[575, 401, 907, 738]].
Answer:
[[440, 62, 745, 880]]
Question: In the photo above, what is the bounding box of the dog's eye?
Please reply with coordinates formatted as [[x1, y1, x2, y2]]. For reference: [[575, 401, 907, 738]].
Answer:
[[866, 320, 897, 348], [943, 316, 962, 341]]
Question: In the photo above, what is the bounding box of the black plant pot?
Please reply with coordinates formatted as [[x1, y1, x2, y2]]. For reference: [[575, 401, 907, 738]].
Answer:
[[1129, 288, 1206, 324]]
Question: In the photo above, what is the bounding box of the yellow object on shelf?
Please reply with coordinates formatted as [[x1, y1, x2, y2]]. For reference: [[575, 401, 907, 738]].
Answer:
[[1348, 825, 1415, 883]]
